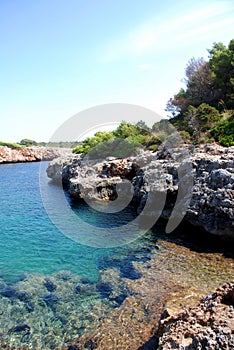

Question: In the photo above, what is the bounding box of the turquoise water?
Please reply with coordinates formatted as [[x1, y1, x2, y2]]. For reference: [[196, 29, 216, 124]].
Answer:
[[0, 162, 160, 349], [0, 162, 233, 349], [0, 162, 149, 283]]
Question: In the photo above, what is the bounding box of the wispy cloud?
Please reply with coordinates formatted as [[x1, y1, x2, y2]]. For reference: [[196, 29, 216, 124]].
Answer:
[[101, 1, 234, 62]]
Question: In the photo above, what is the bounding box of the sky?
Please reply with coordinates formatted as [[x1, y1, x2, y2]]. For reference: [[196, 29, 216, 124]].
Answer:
[[0, 0, 234, 142]]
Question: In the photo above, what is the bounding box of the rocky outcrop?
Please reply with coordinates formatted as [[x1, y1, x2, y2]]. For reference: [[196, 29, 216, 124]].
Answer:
[[0, 146, 71, 164], [184, 145, 234, 237], [157, 283, 234, 349], [47, 144, 234, 238]]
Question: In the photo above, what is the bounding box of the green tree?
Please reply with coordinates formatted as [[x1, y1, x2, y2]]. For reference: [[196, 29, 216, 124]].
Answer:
[[208, 40, 234, 108], [135, 120, 151, 134], [20, 138, 37, 146], [113, 121, 141, 138]]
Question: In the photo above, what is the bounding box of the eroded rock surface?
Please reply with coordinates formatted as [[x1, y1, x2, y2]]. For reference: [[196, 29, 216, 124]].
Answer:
[[157, 283, 234, 350], [47, 144, 234, 238], [0, 146, 71, 163]]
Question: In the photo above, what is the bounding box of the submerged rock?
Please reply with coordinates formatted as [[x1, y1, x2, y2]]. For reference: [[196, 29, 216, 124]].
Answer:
[[44, 279, 57, 292], [43, 294, 59, 306], [15, 291, 31, 302], [9, 324, 30, 333], [1, 286, 16, 298]]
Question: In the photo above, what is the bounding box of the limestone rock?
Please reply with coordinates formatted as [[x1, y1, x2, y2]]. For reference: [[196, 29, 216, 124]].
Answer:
[[157, 283, 234, 349], [47, 144, 234, 238], [0, 146, 71, 164]]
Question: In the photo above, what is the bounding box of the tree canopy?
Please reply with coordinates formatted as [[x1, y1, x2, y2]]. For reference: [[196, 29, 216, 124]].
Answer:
[[166, 38, 234, 146]]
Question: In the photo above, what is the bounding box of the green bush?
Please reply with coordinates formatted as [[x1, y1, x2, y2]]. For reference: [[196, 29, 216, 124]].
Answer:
[[218, 135, 234, 146], [152, 119, 175, 134], [73, 131, 115, 155], [0, 141, 22, 148], [113, 121, 142, 138], [179, 130, 191, 141], [19, 138, 37, 146], [73, 121, 150, 156], [148, 144, 159, 152], [87, 138, 141, 159], [210, 116, 234, 146], [198, 136, 215, 144], [196, 103, 220, 123]]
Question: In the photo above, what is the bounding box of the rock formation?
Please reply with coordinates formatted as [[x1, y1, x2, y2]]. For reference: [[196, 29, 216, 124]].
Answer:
[[47, 144, 234, 238], [0, 146, 71, 164], [157, 283, 234, 349]]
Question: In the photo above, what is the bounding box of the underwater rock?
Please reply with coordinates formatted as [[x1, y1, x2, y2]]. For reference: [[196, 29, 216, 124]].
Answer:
[[15, 291, 31, 302], [43, 294, 59, 306], [110, 293, 128, 305], [1, 286, 16, 298], [25, 302, 34, 313], [74, 284, 94, 296], [67, 345, 79, 350], [96, 282, 112, 299], [44, 279, 57, 292], [80, 277, 92, 284], [9, 324, 30, 333]]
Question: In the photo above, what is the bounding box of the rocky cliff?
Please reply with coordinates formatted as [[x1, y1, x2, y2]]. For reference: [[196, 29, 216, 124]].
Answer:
[[0, 146, 71, 164], [47, 144, 234, 238]]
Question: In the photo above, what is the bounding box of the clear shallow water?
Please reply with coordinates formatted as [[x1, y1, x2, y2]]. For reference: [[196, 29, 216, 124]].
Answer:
[[0, 162, 233, 349], [0, 162, 155, 348], [0, 162, 147, 283]]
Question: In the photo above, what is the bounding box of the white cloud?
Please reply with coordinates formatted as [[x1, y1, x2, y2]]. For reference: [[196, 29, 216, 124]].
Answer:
[[101, 1, 234, 61]]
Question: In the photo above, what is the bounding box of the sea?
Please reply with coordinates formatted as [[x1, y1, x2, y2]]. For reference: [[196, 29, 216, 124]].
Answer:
[[0, 161, 233, 349]]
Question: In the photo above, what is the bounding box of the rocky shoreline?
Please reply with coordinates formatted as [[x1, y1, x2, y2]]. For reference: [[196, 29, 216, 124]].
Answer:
[[47, 143, 234, 239], [0, 146, 72, 164], [64, 242, 233, 350], [157, 283, 234, 349], [0, 238, 232, 350], [44, 143, 234, 349]]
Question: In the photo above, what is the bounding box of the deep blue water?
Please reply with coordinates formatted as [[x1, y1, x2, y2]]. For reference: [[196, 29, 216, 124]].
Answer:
[[0, 162, 150, 283]]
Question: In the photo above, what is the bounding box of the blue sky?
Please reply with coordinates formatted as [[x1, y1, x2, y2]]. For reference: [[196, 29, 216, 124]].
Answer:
[[1, 0, 234, 142]]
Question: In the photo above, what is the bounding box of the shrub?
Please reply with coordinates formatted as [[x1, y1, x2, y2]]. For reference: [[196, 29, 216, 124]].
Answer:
[[210, 116, 234, 146], [148, 144, 159, 152], [87, 138, 141, 159], [20, 139, 37, 146], [196, 103, 220, 123], [179, 130, 191, 141], [0, 141, 22, 148], [73, 131, 115, 155], [73, 121, 150, 156]]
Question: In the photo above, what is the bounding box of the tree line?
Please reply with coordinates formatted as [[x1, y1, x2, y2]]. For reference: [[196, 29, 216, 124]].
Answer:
[[166, 38, 234, 146]]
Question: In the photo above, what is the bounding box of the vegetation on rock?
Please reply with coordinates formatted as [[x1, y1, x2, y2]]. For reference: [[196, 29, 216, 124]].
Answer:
[[73, 39, 234, 155], [72, 121, 161, 156], [167, 38, 234, 146], [0, 141, 22, 148]]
